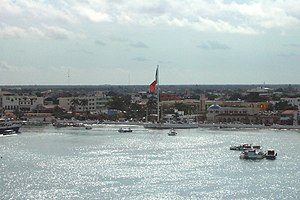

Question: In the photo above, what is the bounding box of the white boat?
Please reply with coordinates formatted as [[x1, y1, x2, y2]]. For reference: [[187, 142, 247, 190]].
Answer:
[[168, 128, 177, 136], [0, 120, 22, 134], [240, 149, 265, 159], [265, 149, 277, 160], [230, 143, 251, 150], [118, 128, 132, 133], [85, 125, 92, 130]]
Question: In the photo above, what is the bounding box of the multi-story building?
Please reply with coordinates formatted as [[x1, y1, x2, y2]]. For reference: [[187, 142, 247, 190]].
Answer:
[[206, 103, 260, 123], [281, 97, 300, 111], [58, 91, 109, 114], [0, 91, 44, 114]]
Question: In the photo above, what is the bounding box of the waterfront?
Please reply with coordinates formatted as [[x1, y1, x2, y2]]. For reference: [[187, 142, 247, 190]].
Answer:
[[1, 125, 300, 199]]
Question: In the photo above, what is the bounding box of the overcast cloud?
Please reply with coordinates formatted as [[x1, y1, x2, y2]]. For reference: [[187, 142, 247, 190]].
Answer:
[[0, 0, 300, 85]]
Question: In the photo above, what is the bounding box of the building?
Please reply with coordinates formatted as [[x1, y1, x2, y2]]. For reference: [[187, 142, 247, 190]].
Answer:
[[160, 93, 181, 101], [23, 113, 54, 123], [281, 97, 300, 111], [206, 104, 260, 123], [0, 91, 44, 115], [280, 110, 298, 125], [246, 86, 273, 97], [58, 91, 109, 114]]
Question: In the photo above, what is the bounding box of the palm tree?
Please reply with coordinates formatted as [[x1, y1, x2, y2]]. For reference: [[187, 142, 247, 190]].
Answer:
[[80, 99, 89, 117], [70, 98, 80, 113]]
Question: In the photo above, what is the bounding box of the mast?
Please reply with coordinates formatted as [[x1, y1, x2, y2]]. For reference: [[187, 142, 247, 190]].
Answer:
[[156, 65, 160, 122]]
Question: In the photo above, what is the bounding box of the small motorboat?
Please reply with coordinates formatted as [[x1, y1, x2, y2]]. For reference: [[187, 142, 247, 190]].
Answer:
[[168, 128, 177, 136], [230, 143, 261, 151], [240, 149, 265, 159], [230, 143, 249, 150], [118, 128, 132, 133], [265, 149, 277, 160], [85, 125, 92, 130]]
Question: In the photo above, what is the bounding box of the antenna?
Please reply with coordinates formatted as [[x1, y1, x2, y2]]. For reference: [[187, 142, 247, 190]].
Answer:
[[67, 69, 70, 85]]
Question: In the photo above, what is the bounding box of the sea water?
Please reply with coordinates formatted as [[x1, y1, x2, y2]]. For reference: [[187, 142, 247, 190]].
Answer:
[[1, 125, 300, 199]]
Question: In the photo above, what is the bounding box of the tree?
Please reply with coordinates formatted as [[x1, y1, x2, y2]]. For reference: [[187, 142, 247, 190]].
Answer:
[[70, 98, 80, 113], [80, 99, 89, 111], [174, 102, 189, 114], [274, 101, 297, 111], [146, 95, 157, 115], [80, 99, 89, 118]]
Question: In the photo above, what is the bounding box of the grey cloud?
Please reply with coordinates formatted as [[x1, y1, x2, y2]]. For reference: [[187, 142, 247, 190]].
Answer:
[[95, 40, 106, 46], [197, 41, 230, 50], [138, 1, 170, 15], [0, 61, 16, 72], [130, 41, 149, 48]]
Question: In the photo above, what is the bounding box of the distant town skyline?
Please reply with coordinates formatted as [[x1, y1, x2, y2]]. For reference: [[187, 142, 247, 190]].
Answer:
[[1, 0, 300, 85]]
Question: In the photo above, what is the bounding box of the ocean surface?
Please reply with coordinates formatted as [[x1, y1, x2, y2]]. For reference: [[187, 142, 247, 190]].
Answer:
[[1, 125, 300, 200]]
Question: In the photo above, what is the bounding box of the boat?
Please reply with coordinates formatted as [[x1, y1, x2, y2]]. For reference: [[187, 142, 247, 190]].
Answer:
[[0, 121, 22, 134], [230, 143, 251, 150], [3, 129, 15, 135], [168, 128, 177, 136], [118, 128, 132, 133], [240, 149, 265, 159], [85, 125, 92, 130], [230, 144, 261, 151], [265, 149, 277, 160], [52, 122, 68, 128]]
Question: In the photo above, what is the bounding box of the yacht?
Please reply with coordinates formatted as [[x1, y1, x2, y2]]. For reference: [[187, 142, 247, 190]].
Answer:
[[0, 120, 21, 134]]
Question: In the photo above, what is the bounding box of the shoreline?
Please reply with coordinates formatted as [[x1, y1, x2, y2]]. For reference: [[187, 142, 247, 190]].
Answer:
[[198, 123, 300, 130], [20, 120, 300, 130]]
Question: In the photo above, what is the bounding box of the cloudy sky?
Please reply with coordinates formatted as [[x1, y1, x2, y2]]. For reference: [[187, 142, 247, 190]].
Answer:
[[1, 0, 300, 85]]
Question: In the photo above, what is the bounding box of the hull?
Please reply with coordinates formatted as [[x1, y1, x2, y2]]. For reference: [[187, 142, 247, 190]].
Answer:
[[168, 130, 177, 136], [265, 155, 276, 160], [240, 150, 265, 159], [240, 154, 265, 159], [265, 150, 277, 160], [144, 123, 198, 129]]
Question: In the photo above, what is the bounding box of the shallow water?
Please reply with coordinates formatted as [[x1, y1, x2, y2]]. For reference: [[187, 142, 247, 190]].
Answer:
[[1, 125, 300, 199]]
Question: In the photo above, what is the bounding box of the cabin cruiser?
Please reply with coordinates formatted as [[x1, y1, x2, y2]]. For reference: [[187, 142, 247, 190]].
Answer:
[[0, 120, 21, 134], [168, 128, 177, 136], [265, 149, 277, 160], [240, 149, 265, 159]]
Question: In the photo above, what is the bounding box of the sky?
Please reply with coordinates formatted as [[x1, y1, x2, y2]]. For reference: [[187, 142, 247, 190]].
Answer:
[[1, 0, 300, 85]]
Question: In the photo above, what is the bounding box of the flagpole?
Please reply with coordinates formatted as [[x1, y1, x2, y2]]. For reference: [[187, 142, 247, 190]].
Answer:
[[156, 65, 160, 123]]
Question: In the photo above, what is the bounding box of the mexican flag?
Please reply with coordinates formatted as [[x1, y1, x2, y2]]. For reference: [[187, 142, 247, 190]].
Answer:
[[149, 66, 158, 93]]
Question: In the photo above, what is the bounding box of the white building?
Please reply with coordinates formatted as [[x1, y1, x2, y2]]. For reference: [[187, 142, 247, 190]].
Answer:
[[0, 91, 44, 114], [281, 97, 300, 111], [247, 86, 273, 97], [58, 91, 109, 114], [206, 104, 260, 123]]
